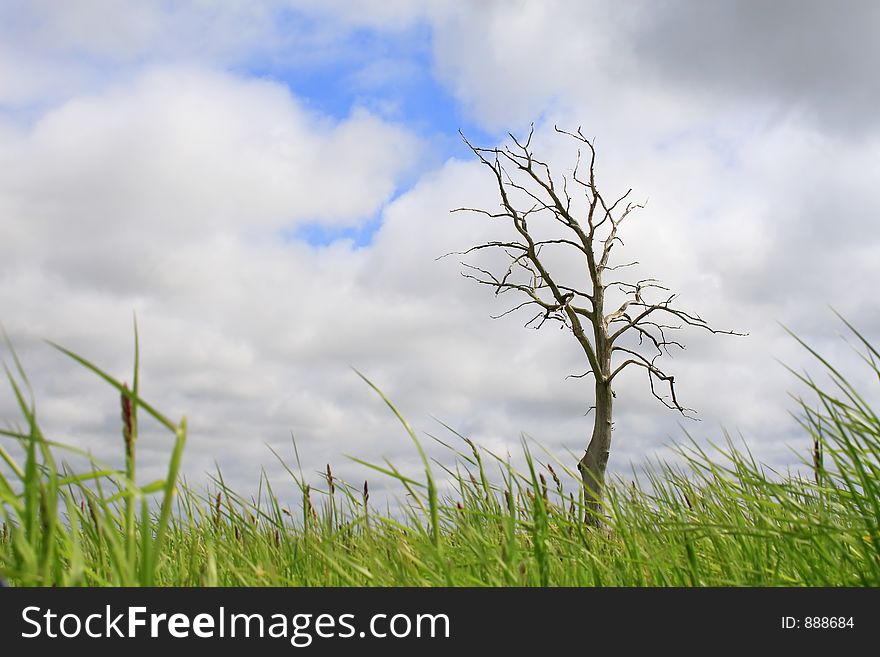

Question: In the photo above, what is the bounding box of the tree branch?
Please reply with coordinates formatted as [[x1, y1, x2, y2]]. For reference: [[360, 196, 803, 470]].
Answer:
[[456, 126, 744, 424]]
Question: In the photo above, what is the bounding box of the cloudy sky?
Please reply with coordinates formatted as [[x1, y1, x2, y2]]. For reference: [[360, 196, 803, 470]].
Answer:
[[2, 1, 878, 503]]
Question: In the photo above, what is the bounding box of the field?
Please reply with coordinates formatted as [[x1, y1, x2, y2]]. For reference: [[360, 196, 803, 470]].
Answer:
[[1, 320, 878, 587]]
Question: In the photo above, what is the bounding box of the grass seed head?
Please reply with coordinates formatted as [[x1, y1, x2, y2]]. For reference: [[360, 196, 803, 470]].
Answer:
[[120, 382, 134, 458], [812, 436, 823, 485], [326, 464, 335, 496]]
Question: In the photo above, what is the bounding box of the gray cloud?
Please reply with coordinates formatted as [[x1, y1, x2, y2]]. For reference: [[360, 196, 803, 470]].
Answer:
[[632, 1, 880, 135]]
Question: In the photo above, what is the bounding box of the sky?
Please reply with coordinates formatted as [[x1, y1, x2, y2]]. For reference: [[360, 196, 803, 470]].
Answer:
[[2, 0, 879, 506]]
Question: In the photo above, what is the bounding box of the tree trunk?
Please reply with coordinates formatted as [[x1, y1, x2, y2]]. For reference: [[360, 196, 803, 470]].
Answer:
[[579, 380, 613, 525]]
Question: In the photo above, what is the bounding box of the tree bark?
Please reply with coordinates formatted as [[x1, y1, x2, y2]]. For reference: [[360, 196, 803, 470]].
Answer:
[[579, 380, 613, 525]]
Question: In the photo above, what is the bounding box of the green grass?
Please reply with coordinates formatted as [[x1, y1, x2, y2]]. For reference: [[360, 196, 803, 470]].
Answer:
[[1, 317, 878, 586]]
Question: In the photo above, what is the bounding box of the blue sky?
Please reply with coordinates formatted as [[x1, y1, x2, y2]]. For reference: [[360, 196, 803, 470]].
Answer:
[[234, 16, 496, 248], [1, 1, 879, 503]]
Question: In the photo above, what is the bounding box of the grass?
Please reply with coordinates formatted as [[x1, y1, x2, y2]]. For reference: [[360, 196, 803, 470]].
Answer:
[[0, 317, 878, 586]]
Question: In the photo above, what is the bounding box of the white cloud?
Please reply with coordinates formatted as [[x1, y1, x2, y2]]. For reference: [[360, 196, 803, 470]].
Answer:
[[0, 65, 426, 490], [1, 67, 419, 310]]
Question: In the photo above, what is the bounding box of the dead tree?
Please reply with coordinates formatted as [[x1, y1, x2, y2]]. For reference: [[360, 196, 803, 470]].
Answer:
[[451, 126, 743, 524]]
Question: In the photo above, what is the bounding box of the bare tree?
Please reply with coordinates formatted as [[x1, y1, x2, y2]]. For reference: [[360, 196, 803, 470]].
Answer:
[[451, 126, 743, 524]]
